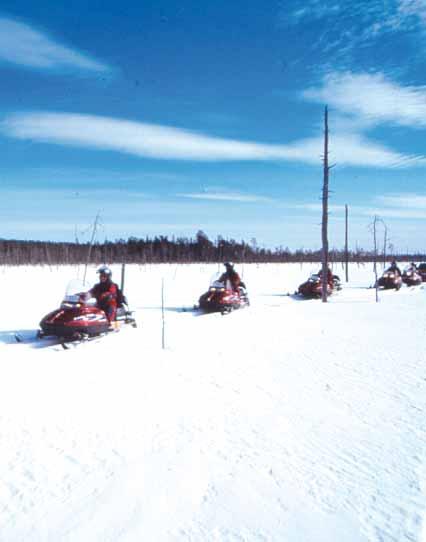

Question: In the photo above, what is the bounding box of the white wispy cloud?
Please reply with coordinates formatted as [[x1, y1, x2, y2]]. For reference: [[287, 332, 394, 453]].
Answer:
[[304, 72, 426, 128], [2, 111, 420, 168], [177, 192, 273, 203], [360, 207, 426, 219], [285, 130, 423, 168], [297, 193, 426, 220], [1, 111, 294, 161], [287, 1, 425, 40], [294, 203, 347, 213], [375, 193, 426, 208], [397, 0, 426, 26], [282, 1, 426, 76], [0, 17, 109, 72], [288, 1, 352, 23]]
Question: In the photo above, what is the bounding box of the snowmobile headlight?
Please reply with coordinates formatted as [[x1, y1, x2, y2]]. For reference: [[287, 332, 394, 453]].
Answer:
[[210, 287, 216, 291]]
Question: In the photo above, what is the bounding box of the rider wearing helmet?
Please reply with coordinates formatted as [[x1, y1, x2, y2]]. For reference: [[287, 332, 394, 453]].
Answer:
[[219, 262, 245, 292], [90, 266, 118, 326], [318, 265, 334, 286], [387, 259, 402, 276]]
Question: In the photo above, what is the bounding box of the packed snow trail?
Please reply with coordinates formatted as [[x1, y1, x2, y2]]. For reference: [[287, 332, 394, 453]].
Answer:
[[1, 263, 426, 541]]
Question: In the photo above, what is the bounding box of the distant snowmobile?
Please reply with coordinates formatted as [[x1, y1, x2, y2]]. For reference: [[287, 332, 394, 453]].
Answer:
[[376, 270, 402, 290], [197, 274, 250, 314], [297, 273, 336, 298], [401, 266, 422, 287], [416, 262, 426, 282], [38, 279, 136, 348]]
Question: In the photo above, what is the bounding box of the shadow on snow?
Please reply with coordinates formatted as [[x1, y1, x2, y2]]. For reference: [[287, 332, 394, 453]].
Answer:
[[0, 329, 59, 348]]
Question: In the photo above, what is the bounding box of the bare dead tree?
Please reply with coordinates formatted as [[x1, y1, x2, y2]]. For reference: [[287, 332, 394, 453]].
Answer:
[[345, 204, 349, 282], [161, 278, 166, 349], [372, 216, 379, 303], [321, 106, 331, 302], [83, 211, 101, 283], [383, 222, 388, 268], [120, 263, 126, 293], [74, 224, 80, 245]]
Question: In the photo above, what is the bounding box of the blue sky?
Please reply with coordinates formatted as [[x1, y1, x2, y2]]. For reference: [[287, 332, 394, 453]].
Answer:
[[1, 0, 426, 251]]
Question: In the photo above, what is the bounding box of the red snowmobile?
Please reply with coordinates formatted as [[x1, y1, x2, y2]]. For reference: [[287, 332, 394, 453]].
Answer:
[[38, 279, 136, 347], [376, 270, 402, 290], [198, 276, 249, 314], [402, 265, 422, 286], [297, 273, 334, 298], [416, 263, 426, 282]]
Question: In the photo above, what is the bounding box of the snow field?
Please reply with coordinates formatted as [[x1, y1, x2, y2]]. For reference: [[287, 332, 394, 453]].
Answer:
[[0, 262, 425, 541]]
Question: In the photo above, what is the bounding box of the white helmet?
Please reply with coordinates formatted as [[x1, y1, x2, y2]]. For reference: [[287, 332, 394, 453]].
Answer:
[[97, 265, 112, 277]]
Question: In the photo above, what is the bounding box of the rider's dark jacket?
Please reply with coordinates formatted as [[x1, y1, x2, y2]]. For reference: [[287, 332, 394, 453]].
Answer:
[[219, 269, 242, 291], [90, 280, 118, 322], [387, 263, 402, 276]]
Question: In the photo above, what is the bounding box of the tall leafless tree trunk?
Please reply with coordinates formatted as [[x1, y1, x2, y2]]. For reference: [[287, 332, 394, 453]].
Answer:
[[383, 223, 388, 268], [321, 106, 330, 302], [161, 278, 166, 349], [83, 212, 101, 283], [345, 204, 349, 282], [373, 215, 379, 303], [120, 263, 126, 293]]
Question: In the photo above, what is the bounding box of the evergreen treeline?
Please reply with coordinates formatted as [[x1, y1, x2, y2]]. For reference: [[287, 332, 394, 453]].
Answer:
[[0, 231, 423, 265]]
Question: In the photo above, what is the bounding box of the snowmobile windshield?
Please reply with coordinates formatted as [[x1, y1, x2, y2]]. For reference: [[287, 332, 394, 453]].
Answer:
[[209, 272, 232, 290], [63, 279, 95, 304]]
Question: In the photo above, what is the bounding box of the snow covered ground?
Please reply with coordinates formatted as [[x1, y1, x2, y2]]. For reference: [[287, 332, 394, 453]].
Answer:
[[1, 262, 426, 541]]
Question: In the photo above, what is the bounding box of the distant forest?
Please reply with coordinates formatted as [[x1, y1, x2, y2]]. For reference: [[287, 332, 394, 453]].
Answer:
[[0, 231, 423, 265]]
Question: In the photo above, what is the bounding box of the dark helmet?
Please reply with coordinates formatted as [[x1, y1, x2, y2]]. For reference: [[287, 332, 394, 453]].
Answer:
[[224, 261, 234, 270], [97, 265, 112, 277]]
